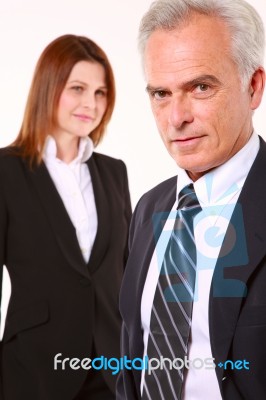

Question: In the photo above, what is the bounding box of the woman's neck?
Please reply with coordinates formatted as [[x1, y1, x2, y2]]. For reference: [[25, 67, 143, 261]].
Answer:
[[52, 134, 79, 163]]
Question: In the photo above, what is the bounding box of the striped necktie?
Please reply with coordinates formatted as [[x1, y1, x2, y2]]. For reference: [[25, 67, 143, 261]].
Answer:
[[142, 184, 201, 400]]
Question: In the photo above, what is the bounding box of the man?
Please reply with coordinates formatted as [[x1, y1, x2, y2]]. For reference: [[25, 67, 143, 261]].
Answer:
[[117, 0, 266, 399]]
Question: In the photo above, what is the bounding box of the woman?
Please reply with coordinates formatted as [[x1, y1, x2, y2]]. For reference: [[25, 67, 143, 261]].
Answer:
[[0, 34, 131, 400]]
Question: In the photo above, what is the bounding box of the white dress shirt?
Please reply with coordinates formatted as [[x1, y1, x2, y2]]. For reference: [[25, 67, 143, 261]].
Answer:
[[42, 135, 97, 263], [141, 132, 260, 399]]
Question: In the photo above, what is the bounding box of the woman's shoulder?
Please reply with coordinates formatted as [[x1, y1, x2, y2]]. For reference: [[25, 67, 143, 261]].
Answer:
[[0, 146, 24, 172], [0, 145, 20, 158], [91, 151, 126, 170], [90, 152, 129, 188], [0, 146, 18, 161]]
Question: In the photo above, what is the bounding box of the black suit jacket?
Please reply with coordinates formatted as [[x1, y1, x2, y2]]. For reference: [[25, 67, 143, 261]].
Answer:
[[0, 148, 131, 400], [117, 137, 266, 400]]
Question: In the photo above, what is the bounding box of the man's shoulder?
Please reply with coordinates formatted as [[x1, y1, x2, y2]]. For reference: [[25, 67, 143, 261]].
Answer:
[[135, 175, 177, 217], [141, 175, 177, 202]]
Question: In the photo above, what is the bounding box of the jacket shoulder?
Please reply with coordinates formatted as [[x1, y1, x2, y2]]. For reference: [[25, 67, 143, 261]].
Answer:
[[0, 146, 19, 158], [127, 175, 176, 250], [89, 151, 128, 182], [132, 176, 177, 226], [141, 176, 177, 202], [0, 146, 22, 169], [138, 175, 177, 210], [91, 151, 126, 169]]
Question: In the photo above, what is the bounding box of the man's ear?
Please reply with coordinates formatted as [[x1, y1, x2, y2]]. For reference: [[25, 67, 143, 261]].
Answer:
[[250, 67, 265, 110]]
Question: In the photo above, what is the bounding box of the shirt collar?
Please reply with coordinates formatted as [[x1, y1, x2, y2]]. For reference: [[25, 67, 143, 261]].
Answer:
[[43, 135, 94, 165], [176, 131, 260, 206]]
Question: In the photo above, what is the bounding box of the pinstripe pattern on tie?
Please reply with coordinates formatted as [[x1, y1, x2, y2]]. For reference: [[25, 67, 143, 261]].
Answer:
[[142, 184, 201, 400]]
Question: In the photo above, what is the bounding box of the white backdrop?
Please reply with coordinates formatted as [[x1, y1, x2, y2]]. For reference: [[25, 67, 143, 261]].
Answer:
[[0, 0, 266, 336]]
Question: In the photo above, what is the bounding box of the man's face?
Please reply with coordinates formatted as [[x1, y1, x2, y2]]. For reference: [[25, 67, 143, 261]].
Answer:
[[144, 14, 264, 181]]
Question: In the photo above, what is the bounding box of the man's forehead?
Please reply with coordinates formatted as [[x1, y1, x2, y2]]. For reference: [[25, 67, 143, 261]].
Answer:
[[144, 16, 233, 83], [144, 52, 225, 85]]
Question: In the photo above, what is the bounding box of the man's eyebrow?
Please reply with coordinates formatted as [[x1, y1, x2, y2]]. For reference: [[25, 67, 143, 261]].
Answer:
[[146, 75, 221, 93], [146, 85, 169, 93], [184, 74, 222, 87]]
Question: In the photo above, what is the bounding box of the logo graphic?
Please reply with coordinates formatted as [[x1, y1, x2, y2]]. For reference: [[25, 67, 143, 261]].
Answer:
[[152, 174, 248, 300], [54, 354, 250, 374]]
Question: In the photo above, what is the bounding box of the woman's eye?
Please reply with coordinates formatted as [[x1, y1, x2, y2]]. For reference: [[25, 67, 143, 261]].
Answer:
[[72, 86, 83, 92], [96, 89, 107, 97]]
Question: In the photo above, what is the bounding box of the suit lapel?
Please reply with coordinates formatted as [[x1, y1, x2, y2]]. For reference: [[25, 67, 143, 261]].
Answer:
[[86, 155, 111, 273], [209, 138, 266, 383], [28, 161, 90, 279]]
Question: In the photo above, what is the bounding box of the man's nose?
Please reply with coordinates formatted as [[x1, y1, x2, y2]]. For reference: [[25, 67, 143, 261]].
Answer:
[[168, 95, 194, 128]]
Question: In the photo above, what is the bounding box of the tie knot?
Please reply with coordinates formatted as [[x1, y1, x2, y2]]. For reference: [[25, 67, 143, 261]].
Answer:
[[178, 183, 200, 210]]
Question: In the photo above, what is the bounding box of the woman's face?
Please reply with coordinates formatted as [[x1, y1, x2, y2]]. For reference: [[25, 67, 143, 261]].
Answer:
[[53, 60, 108, 143]]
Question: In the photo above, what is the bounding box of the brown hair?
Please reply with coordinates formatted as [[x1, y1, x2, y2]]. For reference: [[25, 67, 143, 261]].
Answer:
[[12, 34, 116, 165]]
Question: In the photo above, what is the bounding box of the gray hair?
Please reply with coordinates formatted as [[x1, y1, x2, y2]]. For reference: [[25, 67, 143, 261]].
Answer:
[[138, 0, 265, 87]]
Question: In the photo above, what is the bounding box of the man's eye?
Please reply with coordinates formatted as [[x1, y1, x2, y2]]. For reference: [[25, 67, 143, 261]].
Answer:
[[151, 90, 168, 99], [196, 84, 209, 92]]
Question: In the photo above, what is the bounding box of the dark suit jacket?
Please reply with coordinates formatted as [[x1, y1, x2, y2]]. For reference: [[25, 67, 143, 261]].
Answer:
[[0, 148, 131, 400], [117, 137, 266, 400]]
